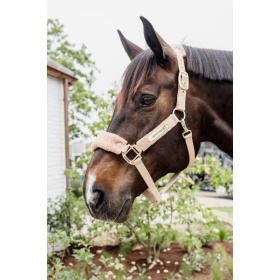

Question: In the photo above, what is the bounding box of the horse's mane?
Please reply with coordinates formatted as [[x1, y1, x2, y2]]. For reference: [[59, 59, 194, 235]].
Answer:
[[118, 45, 232, 107], [183, 45, 233, 82]]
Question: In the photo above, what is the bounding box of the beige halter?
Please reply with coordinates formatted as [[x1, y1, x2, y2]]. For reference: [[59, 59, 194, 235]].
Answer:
[[91, 45, 195, 204]]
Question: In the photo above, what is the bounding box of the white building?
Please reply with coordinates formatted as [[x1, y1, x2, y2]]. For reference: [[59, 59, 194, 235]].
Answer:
[[47, 58, 78, 199]]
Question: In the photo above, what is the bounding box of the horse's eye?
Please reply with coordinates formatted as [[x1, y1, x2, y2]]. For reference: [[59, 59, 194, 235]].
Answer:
[[140, 95, 156, 107]]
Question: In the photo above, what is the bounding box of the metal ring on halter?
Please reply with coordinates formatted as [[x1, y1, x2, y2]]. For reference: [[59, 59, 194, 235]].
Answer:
[[172, 108, 186, 120]]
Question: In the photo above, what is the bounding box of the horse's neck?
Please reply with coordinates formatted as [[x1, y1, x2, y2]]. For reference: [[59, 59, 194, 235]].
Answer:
[[189, 76, 233, 157]]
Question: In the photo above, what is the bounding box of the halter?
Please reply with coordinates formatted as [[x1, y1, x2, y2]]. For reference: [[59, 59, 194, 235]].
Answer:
[[91, 45, 195, 204]]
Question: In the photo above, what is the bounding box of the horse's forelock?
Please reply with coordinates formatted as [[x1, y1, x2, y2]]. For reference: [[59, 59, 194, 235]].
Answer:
[[116, 50, 158, 110]]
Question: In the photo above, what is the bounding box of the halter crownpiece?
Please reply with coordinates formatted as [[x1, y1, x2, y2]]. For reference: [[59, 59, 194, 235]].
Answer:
[[91, 45, 195, 204]]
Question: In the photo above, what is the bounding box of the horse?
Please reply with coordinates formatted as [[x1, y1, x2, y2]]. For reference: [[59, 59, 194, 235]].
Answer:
[[83, 16, 233, 223]]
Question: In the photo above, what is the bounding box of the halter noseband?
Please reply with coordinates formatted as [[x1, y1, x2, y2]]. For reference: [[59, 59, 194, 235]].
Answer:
[[91, 45, 195, 204]]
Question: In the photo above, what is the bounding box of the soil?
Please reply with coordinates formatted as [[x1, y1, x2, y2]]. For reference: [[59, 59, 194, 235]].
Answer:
[[63, 241, 233, 279]]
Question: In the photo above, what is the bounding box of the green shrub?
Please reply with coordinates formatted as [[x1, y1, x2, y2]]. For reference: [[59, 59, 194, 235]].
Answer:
[[184, 155, 233, 195], [206, 244, 233, 280], [181, 248, 206, 276], [47, 189, 87, 237], [47, 155, 233, 278]]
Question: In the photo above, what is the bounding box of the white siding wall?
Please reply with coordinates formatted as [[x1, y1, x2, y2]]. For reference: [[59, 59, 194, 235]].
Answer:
[[47, 75, 66, 199]]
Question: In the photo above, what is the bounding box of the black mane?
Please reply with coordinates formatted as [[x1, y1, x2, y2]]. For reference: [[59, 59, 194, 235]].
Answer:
[[119, 45, 233, 107], [183, 45, 233, 82]]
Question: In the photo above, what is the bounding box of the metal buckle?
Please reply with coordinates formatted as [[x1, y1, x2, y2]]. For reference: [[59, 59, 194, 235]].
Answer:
[[182, 130, 192, 137], [122, 144, 142, 165], [179, 119, 191, 137], [178, 71, 189, 90]]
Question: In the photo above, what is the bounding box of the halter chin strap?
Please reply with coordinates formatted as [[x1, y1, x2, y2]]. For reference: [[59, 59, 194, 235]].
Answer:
[[91, 45, 195, 204]]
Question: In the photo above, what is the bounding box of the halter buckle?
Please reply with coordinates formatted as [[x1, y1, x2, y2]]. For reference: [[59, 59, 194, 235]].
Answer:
[[122, 144, 142, 165], [178, 71, 189, 90], [179, 119, 191, 137]]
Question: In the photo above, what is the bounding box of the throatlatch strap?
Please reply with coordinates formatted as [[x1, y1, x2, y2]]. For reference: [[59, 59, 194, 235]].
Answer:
[[184, 133, 195, 167]]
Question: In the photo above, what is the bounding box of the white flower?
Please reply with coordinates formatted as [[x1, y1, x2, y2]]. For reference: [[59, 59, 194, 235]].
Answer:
[[121, 257, 125, 261], [131, 261, 136, 265], [128, 267, 137, 274], [157, 270, 160, 274], [164, 269, 169, 273], [160, 262, 164, 266], [118, 253, 123, 257], [174, 261, 179, 265], [96, 250, 102, 254], [69, 262, 73, 266], [115, 263, 123, 270], [142, 263, 146, 266], [148, 277, 152, 280]]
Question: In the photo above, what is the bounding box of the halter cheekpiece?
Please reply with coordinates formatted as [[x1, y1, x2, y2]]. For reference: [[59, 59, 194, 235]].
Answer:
[[91, 45, 195, 204]]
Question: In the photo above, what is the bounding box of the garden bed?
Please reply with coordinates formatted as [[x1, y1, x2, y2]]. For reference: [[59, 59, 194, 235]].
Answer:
[[62, 241, 233, 279]]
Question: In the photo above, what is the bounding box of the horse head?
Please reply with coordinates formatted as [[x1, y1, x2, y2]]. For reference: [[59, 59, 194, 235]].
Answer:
[[83, 17, 232, 222]]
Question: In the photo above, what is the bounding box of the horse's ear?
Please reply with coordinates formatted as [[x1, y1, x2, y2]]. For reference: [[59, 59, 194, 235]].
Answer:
[[140, 16, 168, 63], [117, 30, 143, 60]]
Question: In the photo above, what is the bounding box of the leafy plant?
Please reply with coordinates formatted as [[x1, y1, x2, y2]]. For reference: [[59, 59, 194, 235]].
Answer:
[[121, 194, 179, 263], [181, 248, 206, 278], [212, 223, 233, 242], [131, 265, 150, 280], [48, 230, 71, 263], [47, 189, 87, 237], [206, 244, 233, 280], [73, 248, 94, 279], [185, 155, 233, 195]]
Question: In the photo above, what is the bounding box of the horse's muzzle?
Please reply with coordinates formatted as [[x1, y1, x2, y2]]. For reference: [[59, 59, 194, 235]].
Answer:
[[85, 183, 132, 222]]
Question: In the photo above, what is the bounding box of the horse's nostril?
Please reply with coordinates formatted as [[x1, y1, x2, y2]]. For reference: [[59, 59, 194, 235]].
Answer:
[[89, 190, 105, 212]]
